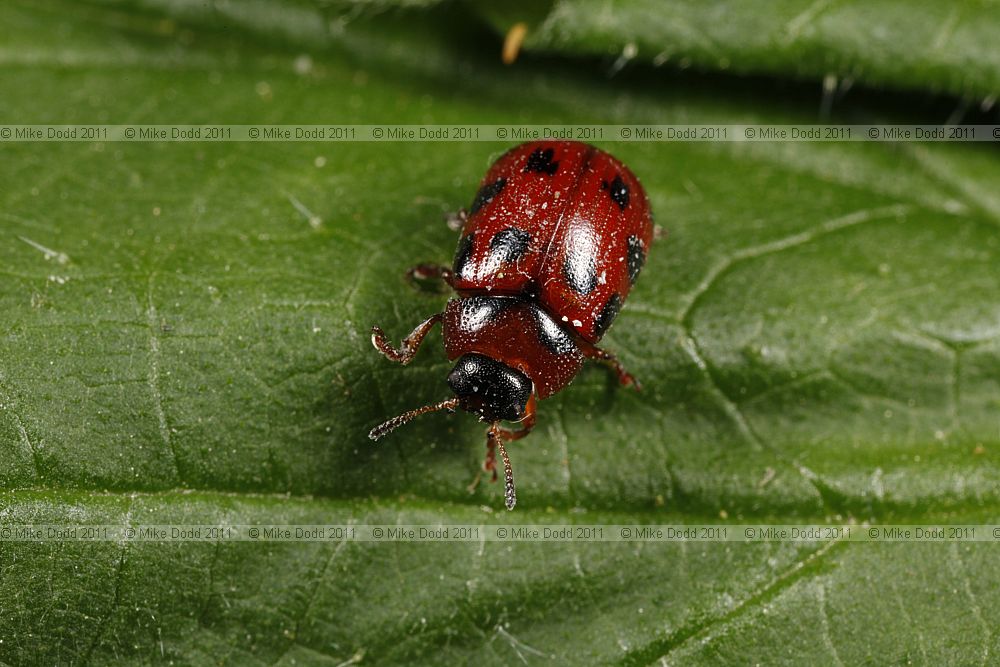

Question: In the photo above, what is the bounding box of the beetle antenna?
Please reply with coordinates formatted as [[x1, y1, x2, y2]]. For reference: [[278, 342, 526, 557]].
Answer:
[[369, 398, 460, 441], [489, 425, 517, 510]]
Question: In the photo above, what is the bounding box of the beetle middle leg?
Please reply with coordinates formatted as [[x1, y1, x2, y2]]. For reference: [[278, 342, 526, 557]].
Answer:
[[578, 341, 642, 391], [467, 429, 501, 495], [371, 313, 442, 365], [445, 208, 468, 232], [405, 264, 455, 292]]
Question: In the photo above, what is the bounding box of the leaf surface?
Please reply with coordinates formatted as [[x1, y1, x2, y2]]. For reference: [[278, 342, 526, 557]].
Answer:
[[2, 1, 1000, 664]]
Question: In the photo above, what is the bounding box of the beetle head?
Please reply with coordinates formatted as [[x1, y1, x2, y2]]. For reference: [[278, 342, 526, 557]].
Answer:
[[446, 353, 532, 423], [368, 353, 532, 442]]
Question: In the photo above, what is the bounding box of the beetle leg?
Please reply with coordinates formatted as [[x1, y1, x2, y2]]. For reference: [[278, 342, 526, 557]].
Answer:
[[406, 263, 455, 291], [497, 394, 537, 442], [578, 341, 642, 391], [484, 433, 498, 481], [445, 209, 468, 232], [463, 438, 497, 496], [469, 424, 499, 492], [466, 470, 483, 494], [371, 313, 443, 365]]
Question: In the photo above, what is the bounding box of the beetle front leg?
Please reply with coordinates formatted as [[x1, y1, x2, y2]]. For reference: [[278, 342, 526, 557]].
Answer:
[[497, 394, 536, 442], [578, 341, 642, 391], [371, 313, 443, 365]]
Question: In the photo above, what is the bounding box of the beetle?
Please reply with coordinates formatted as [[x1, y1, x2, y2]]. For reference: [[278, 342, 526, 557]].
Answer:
[[368, 140, 654, 510]]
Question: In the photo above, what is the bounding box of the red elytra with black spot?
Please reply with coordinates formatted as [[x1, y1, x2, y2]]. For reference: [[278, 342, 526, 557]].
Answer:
[[369, 140, 654, 510], [453, 141, 653, 344]]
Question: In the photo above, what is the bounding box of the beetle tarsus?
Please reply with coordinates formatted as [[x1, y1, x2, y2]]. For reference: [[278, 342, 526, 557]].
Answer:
[[445, 209, 468, 232], [406, 264, 455, 292], [371, 313, 443, 364], [579, 341, 642, 391]]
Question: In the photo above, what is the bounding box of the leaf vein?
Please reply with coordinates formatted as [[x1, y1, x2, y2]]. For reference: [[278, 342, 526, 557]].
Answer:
[[950, 542, 991, 666], [678, 334, 836, 514], [0, 378, 41, 479], [628, 536, 847, 666], [677, 203, 913, 324], [146, 272, 181, 482]]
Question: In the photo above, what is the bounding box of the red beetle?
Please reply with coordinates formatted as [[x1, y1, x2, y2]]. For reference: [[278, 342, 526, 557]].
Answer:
[[369, 141, 654, 509]]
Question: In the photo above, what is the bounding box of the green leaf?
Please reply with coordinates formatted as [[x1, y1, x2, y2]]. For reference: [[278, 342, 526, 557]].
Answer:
[[476, 0, 1000, 99], [2, 1, 1000, 665]]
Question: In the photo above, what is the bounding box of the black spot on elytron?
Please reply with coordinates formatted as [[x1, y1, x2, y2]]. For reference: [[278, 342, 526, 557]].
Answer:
[[452, 233, 475, 278], [489, 227, 531, 263], [457, 295, 521, 332], [469, 178, 507, 215], [601, 174, 629, 210], [626, 235, 645, 285], [562, 249, 597, 296], [594, 293, 622, 339], [532, 305, 578, 356], [523, 148, 559, 175]]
